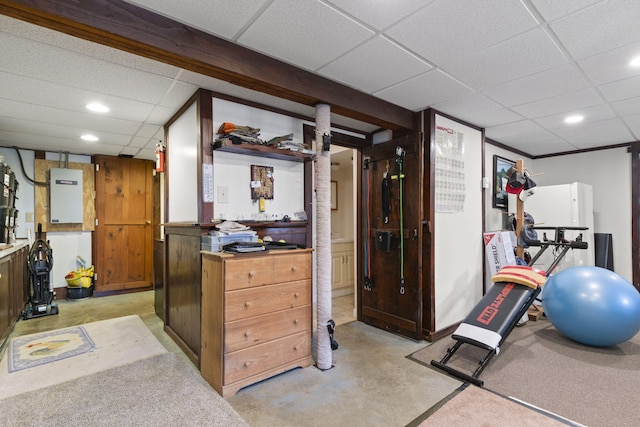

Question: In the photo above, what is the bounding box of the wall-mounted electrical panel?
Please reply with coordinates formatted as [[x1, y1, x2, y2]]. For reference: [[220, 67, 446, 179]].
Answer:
[[50, 168, 83, 223]]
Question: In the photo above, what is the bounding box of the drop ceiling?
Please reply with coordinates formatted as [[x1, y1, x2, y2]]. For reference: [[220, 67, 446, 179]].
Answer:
[[1, 0, 640, 160]]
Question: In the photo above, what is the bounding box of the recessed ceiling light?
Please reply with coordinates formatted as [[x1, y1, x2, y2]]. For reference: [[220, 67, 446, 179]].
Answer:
[[86, 102, 109, 113], [81, 134, 99, 142], [629, 56, 640, 67], [564, 115, 584, 124]]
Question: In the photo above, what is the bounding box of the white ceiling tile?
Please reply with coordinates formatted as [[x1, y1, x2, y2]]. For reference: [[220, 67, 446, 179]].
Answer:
[[238, 0, 374, 71], [0, 33, 175, 104], [0, 129, 122, 157], [443, 29, 568, 90], [551, 118, 635, 147], [510, 88, 603, 118], [318, 36, 432, 93], [577, 40, 640, 85], [135, 124, 163, 140], [598, 75, 640, 102], [125, 0, 272, 40], [324, 0, 432, 30], [136, 147, 156, 160], [374, 70, 471, 111], [146, 105, 180, 127], [528, 0, 604, 22], [611, 97, 640, 116], [0, 71, 157, 122], [385, 0, 538, 65], [157, 81, 199, 109], [0, 15, 183, 79], [549, 0, 640, 60], [0, 116, 132, 146], [128, 136, 152, 149], [534, 104, 616, 130], [485, 119, 548, 142], [482, 64, 588, 107], [514, 138, 577, 157], [432, 93, 524, 128], [0, 99, 143, 135]]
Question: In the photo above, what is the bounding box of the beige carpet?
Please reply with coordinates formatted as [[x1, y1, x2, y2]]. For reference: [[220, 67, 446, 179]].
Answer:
[[0, 352, 248, 426], [0, 315, 167, 399], [410, 318, 640, 427], [414, 384, 574, 427]]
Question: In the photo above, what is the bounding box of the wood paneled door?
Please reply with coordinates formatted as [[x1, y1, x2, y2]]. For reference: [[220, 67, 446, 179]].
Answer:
[[94, 156, 154, 294], [360, 134, 424, 340]]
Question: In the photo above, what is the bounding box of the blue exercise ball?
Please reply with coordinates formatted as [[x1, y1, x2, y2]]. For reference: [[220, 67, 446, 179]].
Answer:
[[542, 266, 640, 347]]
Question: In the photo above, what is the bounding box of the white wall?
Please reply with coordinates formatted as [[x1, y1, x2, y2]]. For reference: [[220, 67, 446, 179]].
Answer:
[[213, 151, 304, 221], [167, 101, 198, 222], [434, 115, 483, 330], [532, 148, 631, 282], [211, 98, 309, 221], [0, 147, 93, 288]]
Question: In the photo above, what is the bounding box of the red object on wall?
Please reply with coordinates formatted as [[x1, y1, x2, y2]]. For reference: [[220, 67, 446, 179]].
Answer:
[[155, 143, 165, 173]]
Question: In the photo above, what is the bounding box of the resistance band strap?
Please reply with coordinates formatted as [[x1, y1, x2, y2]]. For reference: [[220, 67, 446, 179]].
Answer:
[[392, 146, 406, 294], [363, 159, 372, 291], [382, 173, 390, 224]]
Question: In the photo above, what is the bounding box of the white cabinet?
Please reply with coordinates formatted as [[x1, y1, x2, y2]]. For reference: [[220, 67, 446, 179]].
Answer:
[[331, 241, 354, 296]]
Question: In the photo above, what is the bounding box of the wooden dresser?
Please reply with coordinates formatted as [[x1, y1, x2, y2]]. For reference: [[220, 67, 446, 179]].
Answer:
[[200, 248, 313, 397]]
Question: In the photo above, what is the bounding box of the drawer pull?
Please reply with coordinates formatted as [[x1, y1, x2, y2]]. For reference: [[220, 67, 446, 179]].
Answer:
[[293, 346, 299, 351], [293, 292, 299, 298], [244, 331, 250, 337], [293, 319, 298, 324], [244, 361, 251, 368], [248, 271, 255, 278], [291, 266, 297, 272], [244, 302, 252, 308]]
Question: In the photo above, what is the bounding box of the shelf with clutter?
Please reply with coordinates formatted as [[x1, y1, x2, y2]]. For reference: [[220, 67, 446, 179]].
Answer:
[[213, 122, 315, 162]]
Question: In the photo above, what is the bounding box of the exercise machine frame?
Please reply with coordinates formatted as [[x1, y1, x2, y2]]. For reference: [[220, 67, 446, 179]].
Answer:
[[431, 227, 588, 386]]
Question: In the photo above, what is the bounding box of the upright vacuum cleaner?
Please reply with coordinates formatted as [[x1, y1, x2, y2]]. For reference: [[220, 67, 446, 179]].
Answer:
[[22, 223, 58, 319]]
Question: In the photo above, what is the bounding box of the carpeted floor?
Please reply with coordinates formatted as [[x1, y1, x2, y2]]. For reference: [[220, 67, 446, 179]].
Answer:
[[0, 352, 248, 426], [412, 383, 575, 427], [409, 318, 640, 427], [0, 315, 167, 399]]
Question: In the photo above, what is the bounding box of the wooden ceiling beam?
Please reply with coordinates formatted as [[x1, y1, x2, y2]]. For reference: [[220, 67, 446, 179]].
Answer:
[[1, 0, 418, 131]]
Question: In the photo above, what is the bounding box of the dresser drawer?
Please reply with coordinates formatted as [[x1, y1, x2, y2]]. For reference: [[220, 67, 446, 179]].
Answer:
[[224, 305, 311, 353], [224, 331, 311, 385], [224, 256, 273, 291], [225, 280, 311, 322], [273, 253, 311, 283]]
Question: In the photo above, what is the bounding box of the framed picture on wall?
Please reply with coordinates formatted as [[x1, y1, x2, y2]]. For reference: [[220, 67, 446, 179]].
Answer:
[[493, 155, 515, 209]]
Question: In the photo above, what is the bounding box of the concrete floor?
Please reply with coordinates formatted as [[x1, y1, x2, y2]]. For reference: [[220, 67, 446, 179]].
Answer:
[[3, 291, 461, 427]]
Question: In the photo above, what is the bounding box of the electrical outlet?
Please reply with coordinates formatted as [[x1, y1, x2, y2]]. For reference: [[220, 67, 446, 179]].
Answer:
[[25, 212, 34, 222], [218, 186, 229, 203]]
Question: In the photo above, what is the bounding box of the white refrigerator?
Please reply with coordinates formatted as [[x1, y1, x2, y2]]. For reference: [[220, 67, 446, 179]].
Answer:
[[514, 182, 595, 273]]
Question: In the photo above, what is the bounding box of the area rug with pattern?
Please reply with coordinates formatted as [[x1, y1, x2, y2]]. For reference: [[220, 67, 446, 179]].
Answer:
[[8, 325, 95, 372], [0, 315, 167, 399]]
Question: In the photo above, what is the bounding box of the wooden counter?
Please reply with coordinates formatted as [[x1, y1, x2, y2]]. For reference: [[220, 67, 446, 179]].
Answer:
[[0, 240, 29, 350]]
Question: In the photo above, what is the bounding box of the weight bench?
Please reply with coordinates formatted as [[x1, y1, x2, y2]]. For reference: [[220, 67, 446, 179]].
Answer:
[[431, 227, 588, 387]]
